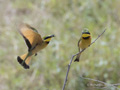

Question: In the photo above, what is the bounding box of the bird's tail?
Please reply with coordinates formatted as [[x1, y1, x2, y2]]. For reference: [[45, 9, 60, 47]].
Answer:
[[17, 53, 31, 69], [74, 53, 81, 62]]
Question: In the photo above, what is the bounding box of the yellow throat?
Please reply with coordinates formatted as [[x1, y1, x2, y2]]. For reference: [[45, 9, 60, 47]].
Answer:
[[82, 33, 90, 37]]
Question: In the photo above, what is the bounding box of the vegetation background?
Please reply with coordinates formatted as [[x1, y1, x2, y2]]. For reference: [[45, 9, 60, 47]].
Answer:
[[0, 0, 120, 90]]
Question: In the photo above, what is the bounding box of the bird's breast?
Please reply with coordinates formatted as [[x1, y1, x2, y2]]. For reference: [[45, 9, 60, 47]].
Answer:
[[79, 37, 91, 49], [31, 43, 48, 55]]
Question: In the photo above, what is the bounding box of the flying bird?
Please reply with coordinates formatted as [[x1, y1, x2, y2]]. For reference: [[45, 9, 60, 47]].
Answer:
[[17, 23, 55, 69]]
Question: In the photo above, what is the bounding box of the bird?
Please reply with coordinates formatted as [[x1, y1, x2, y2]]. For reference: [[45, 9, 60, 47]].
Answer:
[[74, 28, 91, 62], [17, 23, 55, 69]]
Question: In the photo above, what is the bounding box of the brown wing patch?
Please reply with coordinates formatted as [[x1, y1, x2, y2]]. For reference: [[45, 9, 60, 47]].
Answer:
[[78, 37, 81, 52]]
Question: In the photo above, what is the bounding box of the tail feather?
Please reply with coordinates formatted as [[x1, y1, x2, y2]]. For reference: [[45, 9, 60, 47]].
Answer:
[[17, 56, 29, 69], [74, 58, 79, 62], [17, 53, 31, 69], [74, 53, 81, 62]]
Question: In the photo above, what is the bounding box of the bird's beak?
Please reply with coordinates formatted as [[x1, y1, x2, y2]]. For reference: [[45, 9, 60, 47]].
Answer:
[[50, 34, 55, 37]]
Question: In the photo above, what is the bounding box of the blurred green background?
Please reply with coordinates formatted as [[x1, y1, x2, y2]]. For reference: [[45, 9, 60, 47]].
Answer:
[[0, 0, 120, 90]]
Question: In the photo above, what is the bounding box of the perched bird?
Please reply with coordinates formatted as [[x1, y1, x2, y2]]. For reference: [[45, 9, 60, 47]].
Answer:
[[74, 29, 91, 62], [17, 23, 55, 69]]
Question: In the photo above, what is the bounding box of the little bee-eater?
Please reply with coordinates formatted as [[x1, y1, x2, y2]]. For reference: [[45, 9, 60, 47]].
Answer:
[[74, 29, 91, 62], [17, 23, 55, 69]]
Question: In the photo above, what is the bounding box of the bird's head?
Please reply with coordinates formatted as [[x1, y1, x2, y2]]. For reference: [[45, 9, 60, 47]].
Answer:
[[43, 34, 55, 44], [82, 28, 90, 38]]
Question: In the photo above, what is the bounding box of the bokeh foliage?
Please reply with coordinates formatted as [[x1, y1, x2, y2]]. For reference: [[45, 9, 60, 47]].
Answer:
[[0, 0, 120, 90]]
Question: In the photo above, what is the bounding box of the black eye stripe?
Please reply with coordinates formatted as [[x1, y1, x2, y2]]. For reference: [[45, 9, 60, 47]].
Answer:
[[44, 36, 51, 40], [44, 35, 54, 40], [82, 32, 90, 34]]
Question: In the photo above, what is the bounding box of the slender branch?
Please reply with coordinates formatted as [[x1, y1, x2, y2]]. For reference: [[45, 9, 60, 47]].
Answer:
[[62, 29, 106, 90], [80, 76, 120, 90]]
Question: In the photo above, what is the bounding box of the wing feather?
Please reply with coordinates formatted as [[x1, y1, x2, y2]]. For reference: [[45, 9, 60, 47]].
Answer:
[[78, 37, 81, 52], [19, 23, 43, 51]]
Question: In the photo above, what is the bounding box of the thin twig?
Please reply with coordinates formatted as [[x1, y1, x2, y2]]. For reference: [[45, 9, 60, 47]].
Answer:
[[80, 76, 120, 90], [62, 29, 106, 90]]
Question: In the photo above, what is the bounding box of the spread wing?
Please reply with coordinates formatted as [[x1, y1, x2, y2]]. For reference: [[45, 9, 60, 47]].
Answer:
[[19, 23, 43, 51]]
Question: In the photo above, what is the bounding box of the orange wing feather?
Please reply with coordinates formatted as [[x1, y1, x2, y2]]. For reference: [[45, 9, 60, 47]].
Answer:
[[19, 23, 43, 51]]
